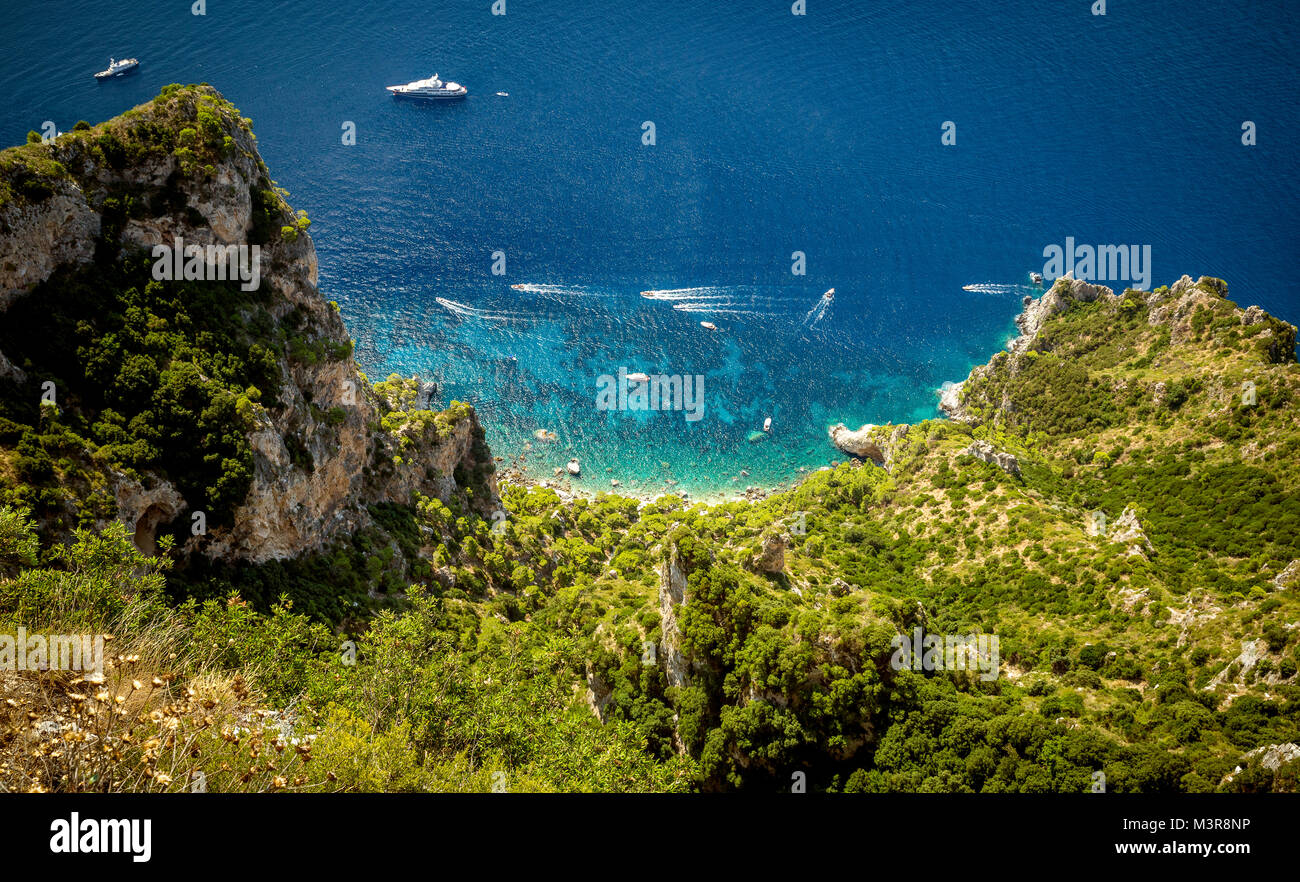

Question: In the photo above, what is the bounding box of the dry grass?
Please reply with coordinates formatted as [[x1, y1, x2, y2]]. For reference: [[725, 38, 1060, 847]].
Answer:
[[0, 599, 339, 793]]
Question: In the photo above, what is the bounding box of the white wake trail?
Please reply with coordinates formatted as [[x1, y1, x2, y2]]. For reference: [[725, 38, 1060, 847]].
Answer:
[[961, 282, 1037, 295], [435, 296, 534, 323]]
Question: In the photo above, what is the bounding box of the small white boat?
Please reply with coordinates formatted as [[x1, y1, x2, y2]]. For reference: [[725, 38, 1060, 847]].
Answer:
[[763, 417, 772, 432], [626, 372, 651, 383], [700, 321, 717, 331], [1030, 272, 1044, 285], [822, 287, 835, 300], [496, 91, 509, 97]]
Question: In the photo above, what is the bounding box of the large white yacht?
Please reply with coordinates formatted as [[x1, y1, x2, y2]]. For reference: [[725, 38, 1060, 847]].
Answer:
[[386, 73, 467, 100], [94, 57, 139, 80]]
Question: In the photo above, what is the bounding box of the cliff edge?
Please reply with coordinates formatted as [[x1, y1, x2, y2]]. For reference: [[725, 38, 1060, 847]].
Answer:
[[0, 84, 496, 563]]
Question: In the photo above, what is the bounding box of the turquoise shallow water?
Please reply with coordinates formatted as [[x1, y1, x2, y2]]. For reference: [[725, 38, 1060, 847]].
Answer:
[[2, 0, 1297, 498], [374, 281, 1005, 499]]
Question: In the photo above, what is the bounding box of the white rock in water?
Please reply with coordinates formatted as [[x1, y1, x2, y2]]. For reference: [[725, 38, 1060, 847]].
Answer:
[[828, 424, 884, 462], [566, 459, 581, 476]]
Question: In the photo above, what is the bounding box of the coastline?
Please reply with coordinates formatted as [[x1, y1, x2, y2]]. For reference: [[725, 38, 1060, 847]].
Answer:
[[489, 276, 1121, 505], [494, 460, 814, 507]]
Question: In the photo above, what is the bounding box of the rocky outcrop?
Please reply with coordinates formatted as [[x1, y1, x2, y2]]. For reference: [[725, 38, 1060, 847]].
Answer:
[[1206, 639, 1268, 690], [1242, 743, 1300, 771], [0, 86, 497, 563], [0, 347, 24, 383], [1275, 560, 1300, 591], [937, 380, 970, 422], [876, 424, 910, 470], [1147, 275, 1226, 344], [112, 473, 187, 556], [828, 423, 884, 462], [748, 532, 787, 574], [958, 440, 1021, 478], [1109, 506, 1153, 558], [0, 188, 101, 308], [584, 664, 613, 722], [1010, 275, 1116, 354], [658, 544, 690, 692], [1145, 275, 1296, 357]]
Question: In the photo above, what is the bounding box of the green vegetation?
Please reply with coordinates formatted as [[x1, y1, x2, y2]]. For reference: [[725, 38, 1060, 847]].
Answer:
[[2, 89, 1297, 793]]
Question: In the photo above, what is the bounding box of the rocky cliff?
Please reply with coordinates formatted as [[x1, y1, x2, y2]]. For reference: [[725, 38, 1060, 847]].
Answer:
[[938, 273, 1296, 426], [0, 85, 496, 563]]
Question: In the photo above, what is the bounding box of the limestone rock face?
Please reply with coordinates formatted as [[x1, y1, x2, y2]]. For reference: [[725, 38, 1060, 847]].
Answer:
[[1275, 559, 1300, 591], [1207, 639, 1269, 690], [0, 86, 498, 563], [937, 380, 970, 422], [1010, 276, 1115, 354], [0, 188, 101, 308], [749, 532, 787, 574], [112, 473, 187, 555], [1241, 743, 1300, 771], [1148, 275, 1223, 343], [0, 347, 24, 383], [828, 423, 885, 461], [658, 544, 690, 692], [1110, 506, 1153, 558], [1241, 304, 1267, 326], [959, 440, 1021, 478]]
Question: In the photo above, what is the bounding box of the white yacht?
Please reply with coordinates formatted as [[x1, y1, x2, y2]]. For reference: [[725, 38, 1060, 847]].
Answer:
[[386, 73, 467, 100], [94, 57, 139, 80]]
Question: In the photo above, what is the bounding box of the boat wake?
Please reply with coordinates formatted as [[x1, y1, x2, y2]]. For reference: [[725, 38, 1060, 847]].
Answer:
[[639, 286, 731, 300], [801, 295, 833, 328], [961, 282, 1037, 296], [435, 296, 533, 322], [509, 283, 599, 297], [671, 302, 773, 317]]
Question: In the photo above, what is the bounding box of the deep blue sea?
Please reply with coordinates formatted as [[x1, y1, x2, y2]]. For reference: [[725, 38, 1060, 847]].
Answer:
[[3, 0, 1298, 499]]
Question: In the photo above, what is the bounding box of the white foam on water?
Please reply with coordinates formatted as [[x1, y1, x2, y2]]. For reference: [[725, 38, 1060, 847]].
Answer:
[[960, 282, 1037, 296], [671, 302, 780, 316], [510, 283, 600, 296], [435, 296, 533, 323], [801, 296, 831, 327], [639, 286, 730, 300]]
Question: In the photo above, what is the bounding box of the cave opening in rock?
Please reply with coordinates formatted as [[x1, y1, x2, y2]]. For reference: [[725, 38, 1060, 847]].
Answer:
[[132, 503, 171, 556]]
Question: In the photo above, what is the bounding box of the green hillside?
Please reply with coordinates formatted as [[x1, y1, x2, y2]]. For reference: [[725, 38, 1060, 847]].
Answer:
[[1, 87, 1297, 793]]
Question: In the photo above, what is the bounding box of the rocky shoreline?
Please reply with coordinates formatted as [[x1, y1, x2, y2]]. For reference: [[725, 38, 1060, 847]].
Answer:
[[506, 273, 1298, 507], [496, 462, 783, 507]]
